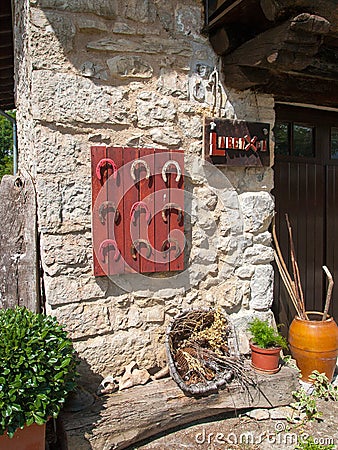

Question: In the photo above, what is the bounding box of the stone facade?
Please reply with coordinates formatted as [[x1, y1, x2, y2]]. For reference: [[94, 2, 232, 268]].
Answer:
[[14, 0, 276, 387]]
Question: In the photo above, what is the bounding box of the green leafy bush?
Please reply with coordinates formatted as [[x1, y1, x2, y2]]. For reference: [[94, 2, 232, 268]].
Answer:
[[247, 318, 288, 349], [0, 307, 78, 437]]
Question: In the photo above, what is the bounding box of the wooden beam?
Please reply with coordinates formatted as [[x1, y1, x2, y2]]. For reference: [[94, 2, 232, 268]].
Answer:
[[259, 0, 338, 33], [209, 26, 230, 55], [222, 13, 330, 74], [0, 173, 39, 312], [61, 365, 299, 450], [228, 65, 338, 106]]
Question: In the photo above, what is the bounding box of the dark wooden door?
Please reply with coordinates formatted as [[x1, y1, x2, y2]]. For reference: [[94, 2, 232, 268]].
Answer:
[[273, 105, 338, 329]]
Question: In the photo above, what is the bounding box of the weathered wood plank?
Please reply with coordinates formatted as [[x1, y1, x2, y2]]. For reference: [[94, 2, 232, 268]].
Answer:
[[61, 365, 299, 450], [260, 0, 338, 33], [0, 171, 39, 311], [222, 14, 330, 77]]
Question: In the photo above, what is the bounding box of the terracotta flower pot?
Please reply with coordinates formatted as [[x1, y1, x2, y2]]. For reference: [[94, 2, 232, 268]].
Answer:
[[249, 341, 281, 374], [0, 423, 45, 450], [288, 312, 338, 382]]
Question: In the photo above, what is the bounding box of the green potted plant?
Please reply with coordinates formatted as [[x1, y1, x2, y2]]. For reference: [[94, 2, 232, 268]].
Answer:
[[248, 318, 288, 374], [0, 306, 78, 449]]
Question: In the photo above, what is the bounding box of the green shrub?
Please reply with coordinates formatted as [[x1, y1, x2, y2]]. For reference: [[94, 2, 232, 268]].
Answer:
[[247, 318, 288, 349], [0, 306, 78, 437]]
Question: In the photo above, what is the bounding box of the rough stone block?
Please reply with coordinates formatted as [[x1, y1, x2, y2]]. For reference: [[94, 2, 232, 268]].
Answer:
[[29, 0, 118, 18], [76, 17, 109, 33], [87, 37, 192, 57], [175, 5, 202, 38], [107, 55, 153, 79], [74, 330, 158, 383], [149, 127, 181, 146], [50, 301, 113, 339], [40, 231, 91, 275], [239, 192, 274, 233], [145, 305, 165, 323], [44, 273, 109, 305], [244, 244, 274, 264], [136, 92, 176, 128], [35, 126, 89, 174], [30, 9, 75, 69], [250, 264, 274, 310], [31, 71, 131, 125], [123, 0, 156, 23]]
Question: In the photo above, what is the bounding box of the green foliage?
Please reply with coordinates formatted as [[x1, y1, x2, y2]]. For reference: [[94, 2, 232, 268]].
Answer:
[[0, 111, 15, 179], [295, 436, 334, 450], [247, 318, 288, 349], [290, 370, 338, 424], [0, 306, 78, 438], [308, 371, 338, 401], [291, 388, 323, 421]]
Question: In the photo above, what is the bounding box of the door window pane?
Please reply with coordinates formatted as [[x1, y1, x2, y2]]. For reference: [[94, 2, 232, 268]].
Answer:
[[274, 122, 289, 156], [331, 127, 338, 159], [293, 124, 314, 157]]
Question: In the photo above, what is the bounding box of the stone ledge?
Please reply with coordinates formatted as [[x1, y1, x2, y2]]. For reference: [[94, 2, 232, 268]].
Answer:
[[61, 364, 298, 450]]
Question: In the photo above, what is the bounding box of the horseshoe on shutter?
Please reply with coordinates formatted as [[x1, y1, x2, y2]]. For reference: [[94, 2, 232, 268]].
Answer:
[[130, 201, 151, 225], [131, 239, 152, 260], [161, 160, 182, 183], [161, 238, 181, 259], [98, 201, 120, 225], [96, 158, 118, 181], [161, 203, 183, 223], [99, 239, 120, 263], [130, 159, 151, 182]]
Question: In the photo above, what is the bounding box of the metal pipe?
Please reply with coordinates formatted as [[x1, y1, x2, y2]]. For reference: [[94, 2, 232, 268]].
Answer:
[[0, 109, 18, 175]]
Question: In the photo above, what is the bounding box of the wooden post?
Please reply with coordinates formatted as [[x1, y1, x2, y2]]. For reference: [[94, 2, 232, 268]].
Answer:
[[0, 171, 39, 311]]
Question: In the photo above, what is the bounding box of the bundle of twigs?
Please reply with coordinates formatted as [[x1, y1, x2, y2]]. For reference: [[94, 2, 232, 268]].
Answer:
[[272, 214, 334, 321], [165, 308, 252, 396]]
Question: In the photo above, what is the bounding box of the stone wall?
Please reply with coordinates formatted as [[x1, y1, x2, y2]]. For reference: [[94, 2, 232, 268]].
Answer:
[[14, 0, 276, 388]]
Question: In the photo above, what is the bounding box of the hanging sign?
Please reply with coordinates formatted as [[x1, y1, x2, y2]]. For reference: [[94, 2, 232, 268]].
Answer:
[[203, 117, 270, 166]]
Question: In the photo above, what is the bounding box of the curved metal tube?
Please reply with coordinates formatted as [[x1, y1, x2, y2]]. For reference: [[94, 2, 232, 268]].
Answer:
[[130, 201, 151, 224], [131, 239, 152, 260], [96, 158, 118, 181], [98, 201, 120, 225], [130, 159, 151, 181], [161, 160, 182, 183], [161, 238, 181, 259], [161, 203, 183, 223], [99, 239, 120, 262]]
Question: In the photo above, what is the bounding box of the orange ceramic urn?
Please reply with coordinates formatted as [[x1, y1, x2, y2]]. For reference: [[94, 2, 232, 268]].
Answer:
[[288, 312, 338, 382]]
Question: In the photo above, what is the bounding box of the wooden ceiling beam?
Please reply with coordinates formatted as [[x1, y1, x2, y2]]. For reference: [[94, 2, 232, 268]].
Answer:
[[260, 0, 338, 33]]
